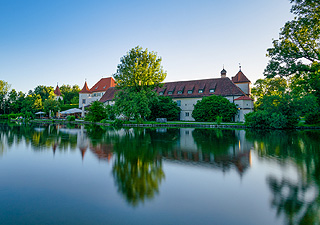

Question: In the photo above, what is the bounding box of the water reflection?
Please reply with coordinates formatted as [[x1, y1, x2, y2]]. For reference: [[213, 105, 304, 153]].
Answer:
[[1, 123, 319, 223], [246, 129, 320, 224]]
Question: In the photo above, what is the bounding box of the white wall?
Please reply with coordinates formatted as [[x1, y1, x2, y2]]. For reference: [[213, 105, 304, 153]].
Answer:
[[235, 83, 250, 95]]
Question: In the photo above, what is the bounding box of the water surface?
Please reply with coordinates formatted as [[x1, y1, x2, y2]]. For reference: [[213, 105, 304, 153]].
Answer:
[[0, 123, 319, 224]]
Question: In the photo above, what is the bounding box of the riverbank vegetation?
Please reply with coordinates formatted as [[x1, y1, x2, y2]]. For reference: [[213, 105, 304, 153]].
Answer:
[[245, 0, 320, 129]]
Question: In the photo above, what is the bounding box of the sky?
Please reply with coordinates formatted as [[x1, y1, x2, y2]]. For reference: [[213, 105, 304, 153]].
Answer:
[[0, 0, 293, 93]]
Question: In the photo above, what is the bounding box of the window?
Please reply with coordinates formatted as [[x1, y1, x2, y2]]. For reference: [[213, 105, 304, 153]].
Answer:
[[209, 89, 215, 93], [93, 93, 96, 97], [187, 90, 193, 94], [82, 99, 86, 104], [198, 89, 203, 93], [185, 112, 189, 117], [159, 92, 163, 95], [176, 100, 181, 106], [95, 87, 98, 90], [168, 91, 173, 95], [177, 91, 182, 94]]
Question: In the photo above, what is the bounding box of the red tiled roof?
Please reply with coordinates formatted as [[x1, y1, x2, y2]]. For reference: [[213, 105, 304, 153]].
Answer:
[[100, 77, 246, 102], [234, 96, 253, 101], [90, 77, 116, 93], [54, 85, 62, 96], [99, 87, 118, 103], [156, 77, 245, 98], [232, 70, 251, 83], [79, 81, 92, 94]]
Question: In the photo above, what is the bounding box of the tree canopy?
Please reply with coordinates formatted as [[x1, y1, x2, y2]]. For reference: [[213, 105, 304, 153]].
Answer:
[[113, 46, 167, 91], [192, 95, 238, 122], [264, 0, 320, 101]]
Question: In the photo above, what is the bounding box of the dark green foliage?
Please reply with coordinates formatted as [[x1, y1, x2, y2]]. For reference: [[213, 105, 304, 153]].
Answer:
[[114, 89, 155, 121], [66, 115, 76, 121], [192, 95, 238, 122], [305, 111, 320, 125], [147, 96, 181, 121], [85, 101, 107, 122], [0, 114, 9, 120], [245, 111, 297, 129], [60, 85, 80, 104], [112, 118, 124, 128], [43, 99, 61, 115], [105, 105, 116, 120], [216, 116, 222, 125]]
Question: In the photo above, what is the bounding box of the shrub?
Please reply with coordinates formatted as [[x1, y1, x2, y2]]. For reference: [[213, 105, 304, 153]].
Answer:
[[0, 114, 9, 120], [112, 118, 124, 128], [66, 115, 76, 121], [85, 101, 107, 122], [192, 95, 237, 122], [216, 116, 222, 125], [305, 111, 320, 125], [245, 111, 295, 129], [147, 96, 181, 121]]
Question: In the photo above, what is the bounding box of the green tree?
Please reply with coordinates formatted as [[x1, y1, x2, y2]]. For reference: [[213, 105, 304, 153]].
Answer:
[[60, 84, 80, 104], [85, 101, 107, 122], [43, 99, 61, 116], [113, 46, 167, 91], [147, 96, 181, 121], [34, 85, 55, 101], [21, 94, 43, 114], [114, 90, 155, 121], [264, 0, 320, 102], [192, 95, 238, 122], [113, 46, 167, 121]]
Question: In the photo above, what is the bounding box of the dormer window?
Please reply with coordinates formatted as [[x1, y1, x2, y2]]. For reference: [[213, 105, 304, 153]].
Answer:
[[177, 91, 182, 94], [187, 90, 193, 94], [95, 87, 98, 90], [103, 86, 106, 89], [168, 91, 173, 95], [209, 89, 215, 93], [198, 89, 203, 93], [159, 92, 163, 95]]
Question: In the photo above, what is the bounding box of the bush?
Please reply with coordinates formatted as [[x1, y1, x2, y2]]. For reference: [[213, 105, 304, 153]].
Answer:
[[192, 95, 237, 122], [216, 116, 222, 125], [147, 96, 181, 121], [305, 111, 320, 125], [245, 111, 295, 129], [66, 115, 76, 121], [0, 114, 9, 120], [112, 118, 124, 128], [85, 101, 107, 122]]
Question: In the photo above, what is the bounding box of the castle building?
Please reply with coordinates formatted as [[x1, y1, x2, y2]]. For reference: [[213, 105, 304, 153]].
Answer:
[[79, 77, 116, 108], [97, 68, 254, 122]]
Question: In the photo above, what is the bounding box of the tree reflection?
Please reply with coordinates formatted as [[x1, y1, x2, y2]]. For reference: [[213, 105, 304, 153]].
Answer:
[[267, 176, 319, 225], [110, 128, 172, 206], [247, 129, 320, 224]]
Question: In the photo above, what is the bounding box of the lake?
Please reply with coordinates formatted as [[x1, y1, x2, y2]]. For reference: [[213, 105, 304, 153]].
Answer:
[[0, 123, 319, 225]]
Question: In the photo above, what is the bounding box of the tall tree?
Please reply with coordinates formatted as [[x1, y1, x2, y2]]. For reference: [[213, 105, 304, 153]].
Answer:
[[264, 0, 320, 101], [113, 46, 167, 91], [113, 46, 167, 120]]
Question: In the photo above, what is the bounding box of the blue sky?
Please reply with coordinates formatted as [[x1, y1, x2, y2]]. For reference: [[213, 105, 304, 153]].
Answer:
[[0, 0, 293, 93]]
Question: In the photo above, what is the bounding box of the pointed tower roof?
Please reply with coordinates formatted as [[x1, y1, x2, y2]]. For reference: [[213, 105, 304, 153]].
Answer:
[[79, 81, 92, 93], [232, 70, 251, 83], [54, 85, 62, 96]]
